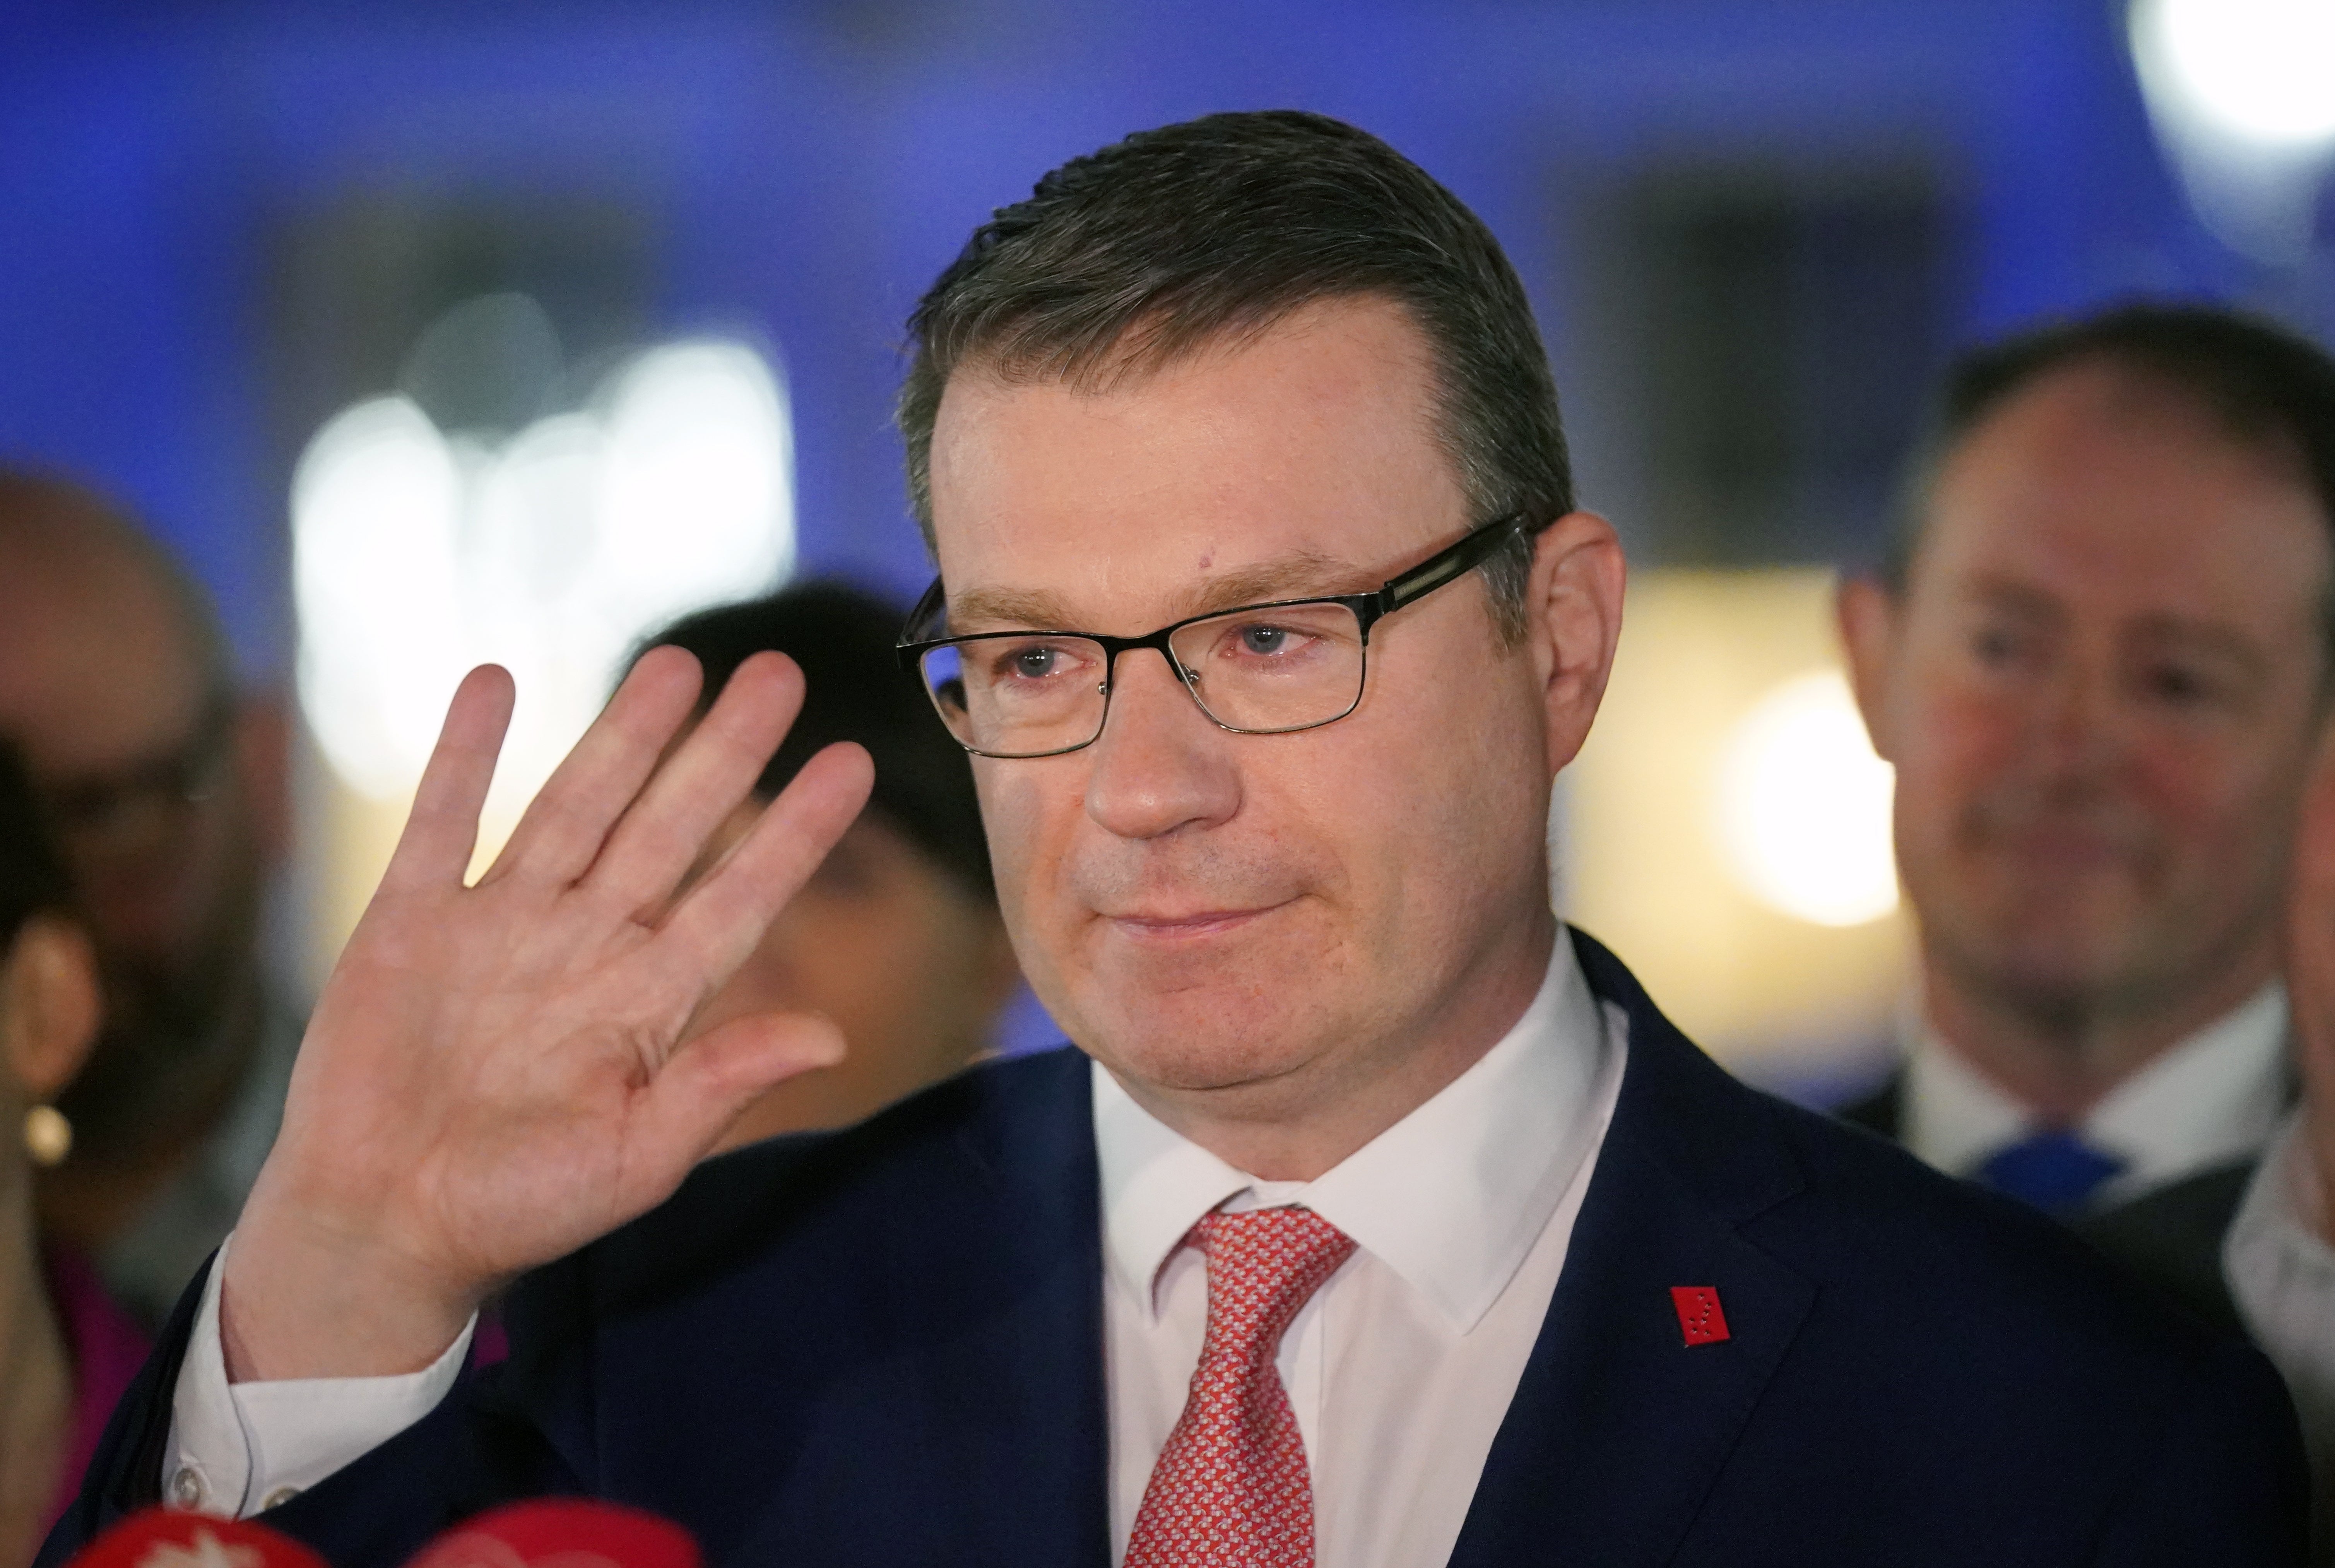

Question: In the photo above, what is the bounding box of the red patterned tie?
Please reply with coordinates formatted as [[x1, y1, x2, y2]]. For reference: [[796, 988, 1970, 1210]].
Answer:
[[1124, 1206, 1358, 1568]]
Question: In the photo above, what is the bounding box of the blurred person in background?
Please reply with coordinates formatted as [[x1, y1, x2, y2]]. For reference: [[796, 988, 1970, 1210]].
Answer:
[[632, 581, 1021, 1144], [0, 470, 296, 1328], [1837, 304, 2334, 1341], [0, 741, 145, 1562]]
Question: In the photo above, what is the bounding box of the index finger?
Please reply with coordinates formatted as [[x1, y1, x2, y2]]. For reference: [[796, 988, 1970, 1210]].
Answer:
[[381, 665, 517, 893]]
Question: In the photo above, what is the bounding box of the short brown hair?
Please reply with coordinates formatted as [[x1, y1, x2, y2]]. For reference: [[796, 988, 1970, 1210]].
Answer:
[[897, 110, 1572, 640]]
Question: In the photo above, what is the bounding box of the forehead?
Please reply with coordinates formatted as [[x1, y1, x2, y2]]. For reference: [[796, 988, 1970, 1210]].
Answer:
[[1916, 361, 2332, 632], [924, 296, 1468, 630], [0, 529, 207, 776]]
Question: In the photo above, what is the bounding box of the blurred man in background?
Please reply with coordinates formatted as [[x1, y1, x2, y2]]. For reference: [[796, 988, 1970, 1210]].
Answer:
[[0, 470, 296, 1327], [1837, 305, 2335, 1337], [634, 581, 1021, 1144]]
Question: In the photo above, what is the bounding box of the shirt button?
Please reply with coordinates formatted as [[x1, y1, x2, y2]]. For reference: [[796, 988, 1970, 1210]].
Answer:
[[167, 1465, 206, 1510], [259, 1486, 303, 1511]]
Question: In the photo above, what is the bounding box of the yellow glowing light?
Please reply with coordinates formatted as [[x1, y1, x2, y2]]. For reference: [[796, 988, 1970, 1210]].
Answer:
[[1715, 670, 1899, 928]]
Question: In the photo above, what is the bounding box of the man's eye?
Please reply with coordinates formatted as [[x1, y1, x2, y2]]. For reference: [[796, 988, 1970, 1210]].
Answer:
[[988, 641, 1082, 682], [2142, 663, 2215, 705], [1238, 624, 1295, 656], [1970, 625, 2026, 665]]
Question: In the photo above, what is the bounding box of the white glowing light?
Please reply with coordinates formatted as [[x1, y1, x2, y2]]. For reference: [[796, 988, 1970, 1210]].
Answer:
[[2132, 0, 2335, 149], [1714, 670, 1899, 928], [291, 397, 468, 801], [292, 335, 795, 828]]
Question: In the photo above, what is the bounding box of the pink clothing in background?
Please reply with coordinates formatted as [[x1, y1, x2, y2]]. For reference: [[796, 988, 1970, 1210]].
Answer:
[[43, 1247, 149, 1530]]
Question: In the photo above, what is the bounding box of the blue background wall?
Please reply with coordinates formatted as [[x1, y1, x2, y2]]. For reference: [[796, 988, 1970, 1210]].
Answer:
[[3, 0, 2313, 681]]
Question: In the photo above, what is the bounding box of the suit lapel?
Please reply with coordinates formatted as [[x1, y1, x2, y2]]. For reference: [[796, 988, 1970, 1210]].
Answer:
[[1448, 932, 1816, 1567], [922, 1049, 1115, 1566]]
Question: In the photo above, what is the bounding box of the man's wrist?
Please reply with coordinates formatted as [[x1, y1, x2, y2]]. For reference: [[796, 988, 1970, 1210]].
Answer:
[[220, 1192, 481, 1383]]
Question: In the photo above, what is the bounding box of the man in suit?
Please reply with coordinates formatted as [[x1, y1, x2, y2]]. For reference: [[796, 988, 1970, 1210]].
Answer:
[[49, 113, 2306, 1566], [1834, 307, 2335, 1342]]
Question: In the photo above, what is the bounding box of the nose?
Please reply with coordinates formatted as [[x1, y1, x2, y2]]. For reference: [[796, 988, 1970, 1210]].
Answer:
[[1081, 646, 1242, 841], [2032, 653, 2127, 780]]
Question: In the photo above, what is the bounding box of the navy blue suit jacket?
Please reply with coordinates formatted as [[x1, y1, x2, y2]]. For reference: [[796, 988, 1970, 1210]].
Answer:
[[46, 932, 2309, 1565]]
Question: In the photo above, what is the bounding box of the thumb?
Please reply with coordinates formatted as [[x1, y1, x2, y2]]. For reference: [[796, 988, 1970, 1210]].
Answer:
[[638, 1011, 848, 1159]]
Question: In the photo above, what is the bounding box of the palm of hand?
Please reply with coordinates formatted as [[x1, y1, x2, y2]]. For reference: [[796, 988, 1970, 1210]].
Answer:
[[228, 650, 870, 1377]]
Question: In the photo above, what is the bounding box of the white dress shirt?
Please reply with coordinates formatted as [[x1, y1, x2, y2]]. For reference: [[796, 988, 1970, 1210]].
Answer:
[[1901, 982, 2292, 1205], [165, 929, 1627, 1566], [1098, 933, 1625, 1567]]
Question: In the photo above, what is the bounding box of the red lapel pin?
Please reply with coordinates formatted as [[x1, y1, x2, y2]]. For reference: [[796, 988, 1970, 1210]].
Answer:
[[1671, 1285, 1730, 1346]]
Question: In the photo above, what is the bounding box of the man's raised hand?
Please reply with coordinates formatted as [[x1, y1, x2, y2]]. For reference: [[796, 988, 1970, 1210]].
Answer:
[[222, 648, 873, 1381]]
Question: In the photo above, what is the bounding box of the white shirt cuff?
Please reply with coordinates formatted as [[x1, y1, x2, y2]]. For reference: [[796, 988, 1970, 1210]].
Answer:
[[162, 1234, 476, 1517], [2224, 1109, 2335, 1473]]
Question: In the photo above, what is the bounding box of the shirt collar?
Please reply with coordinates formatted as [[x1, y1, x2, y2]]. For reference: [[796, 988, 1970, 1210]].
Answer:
[[1904, 982, 2291, 1192], [1092, 927, 1615, 1335]]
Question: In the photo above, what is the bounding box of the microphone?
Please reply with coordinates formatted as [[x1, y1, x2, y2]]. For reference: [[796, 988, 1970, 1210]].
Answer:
[[59, 1508, 329, 1567], [400, 1500, 700, 1568]]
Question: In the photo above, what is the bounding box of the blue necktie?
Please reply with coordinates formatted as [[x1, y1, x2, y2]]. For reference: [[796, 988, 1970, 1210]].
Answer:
[[1976, 1130, 2126, 1216]]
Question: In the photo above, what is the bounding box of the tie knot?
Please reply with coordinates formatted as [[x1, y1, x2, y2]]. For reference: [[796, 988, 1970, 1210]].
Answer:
[[1188, 1207, 1356, 1361], [1977, 1129, 2127, 1216]]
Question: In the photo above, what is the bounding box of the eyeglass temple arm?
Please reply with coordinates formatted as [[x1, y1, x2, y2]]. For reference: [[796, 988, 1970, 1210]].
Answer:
[[896, 578, 951, 672], [1375, 513, 1528, 615]]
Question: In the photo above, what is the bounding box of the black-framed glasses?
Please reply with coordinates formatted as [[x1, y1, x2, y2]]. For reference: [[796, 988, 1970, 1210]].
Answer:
[[895, 513, 1527, 759]]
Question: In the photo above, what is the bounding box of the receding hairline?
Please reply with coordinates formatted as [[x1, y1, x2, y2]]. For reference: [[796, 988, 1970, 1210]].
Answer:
[[1899, 348, 2335, 588], [0, 471, 230, 686]]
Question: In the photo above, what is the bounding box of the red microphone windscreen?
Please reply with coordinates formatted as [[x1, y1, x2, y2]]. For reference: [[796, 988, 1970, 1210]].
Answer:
[[400, 1500, 700, 1568], [60, 1508, 330, 1568]]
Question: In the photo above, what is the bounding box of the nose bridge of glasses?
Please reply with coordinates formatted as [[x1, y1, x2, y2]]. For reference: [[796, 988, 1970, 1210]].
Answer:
[[1100, 631, 1208, 720]]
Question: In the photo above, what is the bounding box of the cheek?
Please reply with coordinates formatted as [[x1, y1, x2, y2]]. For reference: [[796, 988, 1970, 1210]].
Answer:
[[1303, 658, 1548, 912], [2129, 735, 2301, 853], [1889, 687, 2028, 827], [972, 757, 1080, 927]]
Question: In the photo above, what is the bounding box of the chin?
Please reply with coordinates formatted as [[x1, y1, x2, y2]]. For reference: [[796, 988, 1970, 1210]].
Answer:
[[1055, 964, 1346, 1094], [1948, 907, 2154, 1019]]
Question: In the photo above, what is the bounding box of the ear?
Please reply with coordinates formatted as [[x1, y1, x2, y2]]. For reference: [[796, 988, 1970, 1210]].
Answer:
[[1524, 511, 1627, 777], [0, 914, 103, 1104], [1835, 575, 1902, 765]]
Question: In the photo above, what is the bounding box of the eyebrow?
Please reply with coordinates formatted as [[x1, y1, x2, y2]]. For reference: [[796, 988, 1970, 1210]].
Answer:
[[2124, 614, 2270, 677], [1961, 577, 2272, 673], [948, 549, 1361, 634], [1957, 577, 2059, 621]]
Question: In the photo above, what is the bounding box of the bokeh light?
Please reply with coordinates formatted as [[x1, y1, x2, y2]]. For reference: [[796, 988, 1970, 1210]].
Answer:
[[1714, 670, 1899, 928], [2129, 0, 2335, 262], [2131, 0, 2335, 150], [293, 335, 795, 859]]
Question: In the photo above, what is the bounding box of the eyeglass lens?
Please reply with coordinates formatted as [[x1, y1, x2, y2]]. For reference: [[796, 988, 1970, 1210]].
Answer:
[[918, 601, 1368, 757]]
